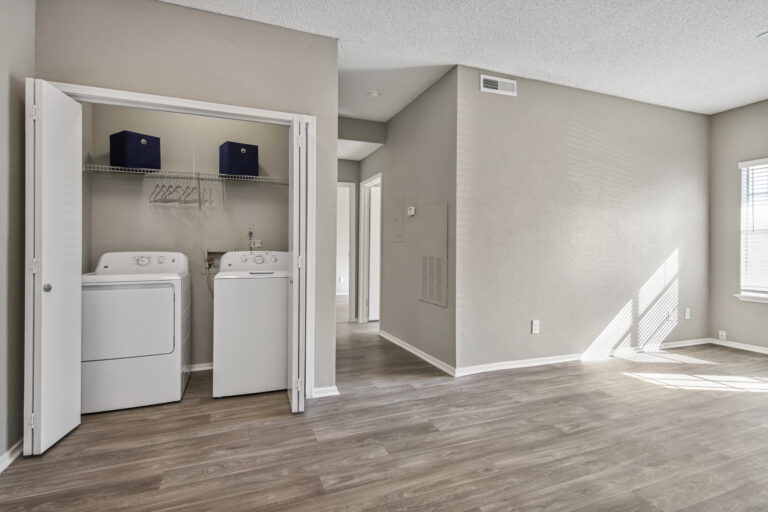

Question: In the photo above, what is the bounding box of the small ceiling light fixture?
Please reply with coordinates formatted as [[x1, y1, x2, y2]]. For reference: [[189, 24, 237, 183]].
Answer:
[[367, 89, 381, 100], [758, 30, 768, 40]]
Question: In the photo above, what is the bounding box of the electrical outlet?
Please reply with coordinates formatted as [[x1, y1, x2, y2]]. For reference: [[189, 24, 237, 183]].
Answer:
[[718, 330, 727, 341], [684, 308, 691, 320], [531, 320, 540, 335]]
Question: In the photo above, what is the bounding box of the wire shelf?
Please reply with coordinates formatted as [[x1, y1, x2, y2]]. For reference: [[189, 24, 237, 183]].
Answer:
[[84, 164, 289, 184]]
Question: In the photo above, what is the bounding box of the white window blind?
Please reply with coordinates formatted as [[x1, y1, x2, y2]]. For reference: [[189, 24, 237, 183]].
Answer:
[[741, 159, 768, 293]]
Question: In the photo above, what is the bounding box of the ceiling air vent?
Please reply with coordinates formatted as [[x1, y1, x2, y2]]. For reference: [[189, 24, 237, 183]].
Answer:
[[480, 74, 517, 97]]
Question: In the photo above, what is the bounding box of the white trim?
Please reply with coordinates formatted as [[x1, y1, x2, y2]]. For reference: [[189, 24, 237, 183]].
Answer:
[[710, 337, 768, 356], [0, 439, 22, 474], [738, 157, 768, 169], [659, 338, 713, 349], [455, 354, 581, 377], [337, 182, 357, 321], [358, 173, 382, 323], [378, 330, 456, 376], [49, 81, 296, 125], [734, 292, 768, 304], [310, 386, 340, 398], [305, 117, 317, 406], [189, 363, 213, 372], [358, 174, 380, 324]]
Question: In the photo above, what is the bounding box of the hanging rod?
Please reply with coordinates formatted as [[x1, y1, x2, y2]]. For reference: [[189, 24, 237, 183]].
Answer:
[[84, 164, 289, 184]]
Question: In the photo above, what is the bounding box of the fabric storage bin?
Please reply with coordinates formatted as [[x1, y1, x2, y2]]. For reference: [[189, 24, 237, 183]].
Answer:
[[219, 141, 259, 176], [110, 131, 161, 170]]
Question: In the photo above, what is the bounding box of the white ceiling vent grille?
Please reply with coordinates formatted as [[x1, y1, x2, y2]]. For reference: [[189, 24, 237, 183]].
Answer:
[[480, 74, 517, 97]]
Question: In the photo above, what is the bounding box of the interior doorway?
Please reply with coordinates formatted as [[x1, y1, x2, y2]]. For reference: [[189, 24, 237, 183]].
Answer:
[[336, 182, 356, 323], [358, 173, 382, 323]]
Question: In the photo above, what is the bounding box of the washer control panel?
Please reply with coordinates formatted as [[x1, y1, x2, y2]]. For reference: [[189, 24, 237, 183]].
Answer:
[[220, 251, 290, 272]]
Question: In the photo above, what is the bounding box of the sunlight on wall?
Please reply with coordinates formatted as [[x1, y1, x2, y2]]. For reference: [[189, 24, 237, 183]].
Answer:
[[624, 372, 768, 392], [582, 250, 680, 361], [581, 301, 632, 361]]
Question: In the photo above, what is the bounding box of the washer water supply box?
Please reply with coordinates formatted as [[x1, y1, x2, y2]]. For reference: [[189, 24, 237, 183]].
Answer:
[[219, 141, 259, 176], [109, 130, 161, 170]]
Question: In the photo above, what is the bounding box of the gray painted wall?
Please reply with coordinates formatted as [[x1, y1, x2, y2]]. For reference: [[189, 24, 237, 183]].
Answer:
[[360, 68, 457, 366], [709, 100, 768, 348], [339, 117, 387, 144], [0, 0, 35, 457], [338, 159, 360, 183], [455, 66, 710, 367], [84, 104, 290, 365], [36, 0, 338, 387]]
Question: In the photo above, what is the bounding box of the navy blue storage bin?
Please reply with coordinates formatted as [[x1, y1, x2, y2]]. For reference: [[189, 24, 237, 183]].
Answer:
[[110, 131, 161, 170], [219, 141, 259, 176]]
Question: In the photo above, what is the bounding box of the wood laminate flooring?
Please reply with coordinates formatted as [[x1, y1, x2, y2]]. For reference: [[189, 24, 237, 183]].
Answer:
[[3, 322, 768, 511]]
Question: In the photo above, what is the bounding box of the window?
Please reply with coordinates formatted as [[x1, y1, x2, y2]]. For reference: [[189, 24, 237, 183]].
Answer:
[[740, 158, 768, 298]]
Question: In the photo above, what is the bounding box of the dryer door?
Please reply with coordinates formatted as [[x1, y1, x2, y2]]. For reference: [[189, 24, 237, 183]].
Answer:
[[82, 283, 175, 360]]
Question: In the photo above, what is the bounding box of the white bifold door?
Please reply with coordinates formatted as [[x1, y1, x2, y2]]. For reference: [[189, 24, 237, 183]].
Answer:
[[24, 79, 83, 455], [287, 118, 308, 413]]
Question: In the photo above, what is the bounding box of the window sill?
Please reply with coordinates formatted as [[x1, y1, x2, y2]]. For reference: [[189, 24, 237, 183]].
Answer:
[[734, 293, 768, 304]]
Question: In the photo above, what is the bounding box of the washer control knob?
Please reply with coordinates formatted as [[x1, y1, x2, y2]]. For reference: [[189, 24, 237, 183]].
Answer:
[[240, 255, 249, 263], [253, 255, 265, 264], [157, 256, 166, 264], [271, 255, 278, 263], [136, 256, 150, 266]]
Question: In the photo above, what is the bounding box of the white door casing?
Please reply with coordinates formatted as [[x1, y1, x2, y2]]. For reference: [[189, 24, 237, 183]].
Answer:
[[358, 173, 382, 323], [368, 186, 382, 321]]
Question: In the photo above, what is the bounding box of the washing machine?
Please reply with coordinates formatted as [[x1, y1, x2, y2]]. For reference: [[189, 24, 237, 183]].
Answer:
[[81, 252, 191, 413], [213, 251, 290, 397]]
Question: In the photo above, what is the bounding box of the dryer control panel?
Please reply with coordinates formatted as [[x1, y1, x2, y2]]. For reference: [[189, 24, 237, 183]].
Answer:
[[219, 251, 290, 272], [92, 252, 190, 275]]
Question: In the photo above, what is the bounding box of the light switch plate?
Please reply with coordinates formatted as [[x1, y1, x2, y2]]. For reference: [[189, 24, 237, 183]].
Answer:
[[684, 308, 691, 320], [531, 320, 540, 335]]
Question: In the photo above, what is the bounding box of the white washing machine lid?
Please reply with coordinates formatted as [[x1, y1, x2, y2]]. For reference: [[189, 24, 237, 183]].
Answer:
[[216, 270, 290, 280]]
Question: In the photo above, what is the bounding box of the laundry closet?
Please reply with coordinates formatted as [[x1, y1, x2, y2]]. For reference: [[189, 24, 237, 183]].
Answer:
[[24, 80, 314, 455]]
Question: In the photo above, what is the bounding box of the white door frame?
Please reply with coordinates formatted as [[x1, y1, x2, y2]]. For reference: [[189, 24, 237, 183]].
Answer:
[[336, 182, 357, 321], [358, 173, 382, 323], [26, 81, 318, 406]]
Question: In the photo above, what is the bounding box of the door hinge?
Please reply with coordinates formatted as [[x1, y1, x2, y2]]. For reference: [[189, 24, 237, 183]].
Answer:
[[31, 258, 40, 274], [297, 378, 303, 392], [296, 256, 304, 269], [28, 413, 36, 430], [31, 105, 39, 121]]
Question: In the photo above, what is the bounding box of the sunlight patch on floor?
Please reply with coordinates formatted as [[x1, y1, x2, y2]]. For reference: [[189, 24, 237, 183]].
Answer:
[[616, 351, 715, 365], [623, 372, 768, 392]]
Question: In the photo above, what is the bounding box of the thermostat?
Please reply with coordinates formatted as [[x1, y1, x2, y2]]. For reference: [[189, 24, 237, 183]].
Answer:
[[407, 206, 416, 217]]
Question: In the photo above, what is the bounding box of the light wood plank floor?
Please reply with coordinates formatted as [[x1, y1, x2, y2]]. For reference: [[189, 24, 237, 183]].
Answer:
[[3, 323, 768, 511]]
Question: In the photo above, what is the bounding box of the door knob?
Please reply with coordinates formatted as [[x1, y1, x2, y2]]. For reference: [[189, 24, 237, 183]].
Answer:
[[42, 283, 52, 292]]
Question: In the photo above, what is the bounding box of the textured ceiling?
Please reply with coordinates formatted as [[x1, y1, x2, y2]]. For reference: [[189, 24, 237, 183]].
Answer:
[[161, 0, 768, 121]]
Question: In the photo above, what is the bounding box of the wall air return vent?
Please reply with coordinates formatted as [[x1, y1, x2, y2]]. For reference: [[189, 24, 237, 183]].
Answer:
[[480, 74, 517, 96]]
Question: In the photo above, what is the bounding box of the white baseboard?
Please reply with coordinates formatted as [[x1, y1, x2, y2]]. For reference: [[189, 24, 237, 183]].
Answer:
[[189, 363, 213, 372], [378, 330, 456, 376], [659, 338, 714, 349], [376, 332, 734, 380], [0, 439, 22, 475], [455, 353, 582, 377], [310, 386, 340, 398], [710, 338, 768, 355]]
